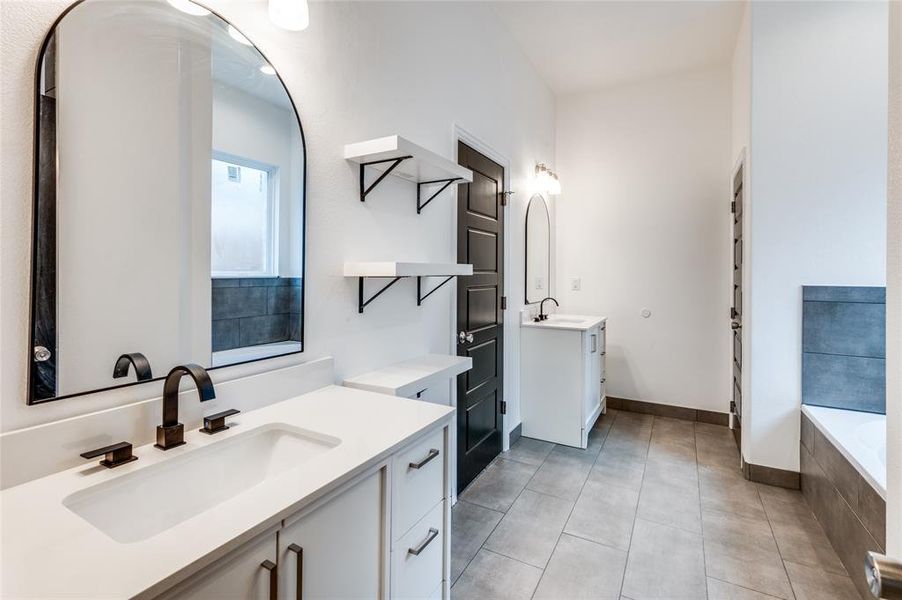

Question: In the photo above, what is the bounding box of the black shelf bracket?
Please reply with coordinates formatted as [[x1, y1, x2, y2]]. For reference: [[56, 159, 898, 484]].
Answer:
[[359, 156, 412, 202], [358, 276, 403, 313], [417, 178, 462, 214], [417, 275, 455, 306]]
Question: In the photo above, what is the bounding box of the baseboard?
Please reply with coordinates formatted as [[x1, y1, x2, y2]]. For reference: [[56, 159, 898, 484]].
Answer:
[[743, 462, 800, 490], [607, 396, 730, 426], [509, 422, 522, 446]]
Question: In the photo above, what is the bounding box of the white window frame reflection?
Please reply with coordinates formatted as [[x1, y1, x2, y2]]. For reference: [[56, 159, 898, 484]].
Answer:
[[211, 151, 279, 278]]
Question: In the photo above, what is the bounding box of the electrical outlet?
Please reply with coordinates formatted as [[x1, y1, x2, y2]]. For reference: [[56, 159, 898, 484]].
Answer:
[[570, 278, 581, 291], [536, 277, 544, 290]]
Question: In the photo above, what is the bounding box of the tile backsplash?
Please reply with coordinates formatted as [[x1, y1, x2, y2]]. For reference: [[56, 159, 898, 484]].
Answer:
[[801, 286, 885, 413], [212, 278, 302, 352]]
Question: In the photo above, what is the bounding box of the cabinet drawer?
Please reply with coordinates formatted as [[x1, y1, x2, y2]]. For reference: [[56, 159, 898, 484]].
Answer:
[[392, 428, 444, 539], [392, 500, 444, 599]]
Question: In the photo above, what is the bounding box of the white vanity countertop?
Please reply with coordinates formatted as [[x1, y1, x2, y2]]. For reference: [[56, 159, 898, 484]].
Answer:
[[1, 385, 454, 599], [521, 314, 607, 331]]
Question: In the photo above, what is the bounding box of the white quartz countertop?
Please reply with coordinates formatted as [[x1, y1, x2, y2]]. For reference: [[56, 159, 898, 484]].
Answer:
[[1, 385, 453, 599], [521, 314, 607, 331]]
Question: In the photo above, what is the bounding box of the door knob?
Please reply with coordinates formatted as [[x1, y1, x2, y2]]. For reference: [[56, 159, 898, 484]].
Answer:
[[458, 331, 474, 344], [731, 321, 741, 330]]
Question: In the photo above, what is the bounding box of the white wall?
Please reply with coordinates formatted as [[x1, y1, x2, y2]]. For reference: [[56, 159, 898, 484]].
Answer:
[[886, 0, 901, 558], [555, 67, 732, 413], [55, 1, 212, 396], [746, 1, 888, 471], [0, 1, 554, 442], [731, 4, 750, 163]]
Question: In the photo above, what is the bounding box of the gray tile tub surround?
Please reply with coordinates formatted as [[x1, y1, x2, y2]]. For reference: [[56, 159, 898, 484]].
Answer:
[[801, 285, 886, 413], [211, 277, 302, 352], [800, 411, 884, 600]]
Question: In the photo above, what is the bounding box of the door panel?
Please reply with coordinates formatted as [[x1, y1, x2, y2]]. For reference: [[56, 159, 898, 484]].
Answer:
[[466, 340, 498, 392], [456, 141, 504, 494], [731, 163, 744, 449]]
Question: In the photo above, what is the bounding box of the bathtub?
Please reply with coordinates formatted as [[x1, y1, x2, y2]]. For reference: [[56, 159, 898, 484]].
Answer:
[[801, 404, 886, 499]]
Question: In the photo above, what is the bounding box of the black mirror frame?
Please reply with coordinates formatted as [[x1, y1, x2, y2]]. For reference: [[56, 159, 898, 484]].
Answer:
[[27, 0, 308, 404]]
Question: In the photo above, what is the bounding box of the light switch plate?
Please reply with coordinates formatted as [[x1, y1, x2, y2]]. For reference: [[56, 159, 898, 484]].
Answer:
[[570, 278, 581, 291]]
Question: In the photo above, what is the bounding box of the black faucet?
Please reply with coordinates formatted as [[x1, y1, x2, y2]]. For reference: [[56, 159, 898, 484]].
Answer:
[[536, 297, 559, 321], [156, 363, 215, 450], [112, 352, 153, 381]]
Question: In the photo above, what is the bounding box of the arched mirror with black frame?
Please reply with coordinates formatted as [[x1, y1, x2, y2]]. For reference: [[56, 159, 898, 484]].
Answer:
[[525, 193, 551, 304], [28, 0, 306, 404]]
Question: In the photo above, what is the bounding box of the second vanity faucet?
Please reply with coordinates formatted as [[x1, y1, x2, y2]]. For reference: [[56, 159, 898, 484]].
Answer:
[[536, 297, 560, 321], [156, 363, 216, 450]]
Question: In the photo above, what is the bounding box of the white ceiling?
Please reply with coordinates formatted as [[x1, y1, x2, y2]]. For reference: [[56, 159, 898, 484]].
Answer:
[[489, 1, 746, 96]]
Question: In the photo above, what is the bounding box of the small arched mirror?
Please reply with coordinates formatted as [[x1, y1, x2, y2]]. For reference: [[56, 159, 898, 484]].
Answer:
[[525, 194, 551, 304], [29, 0, 306, 404]]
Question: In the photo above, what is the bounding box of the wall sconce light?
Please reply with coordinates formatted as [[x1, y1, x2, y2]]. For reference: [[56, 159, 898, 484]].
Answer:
[[269, 0, 310, 31], [535, 163, 561, 196]]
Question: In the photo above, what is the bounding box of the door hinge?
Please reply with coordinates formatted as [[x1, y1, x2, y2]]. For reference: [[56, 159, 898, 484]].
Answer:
[[500, 191, 514, 206], [730, 307, 737, 319], [501, 296, 507, 310], [500, 401, 507, 415], [730, 400, 737, 414], [730, 200, 736, 214]]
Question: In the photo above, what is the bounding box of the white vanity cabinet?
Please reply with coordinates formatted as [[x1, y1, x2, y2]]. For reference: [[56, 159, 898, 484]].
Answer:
[[279, 470, 385, 599], [521, 316, 607, 448], [155, 527, 280, 600], [151, 425, 448, 600]]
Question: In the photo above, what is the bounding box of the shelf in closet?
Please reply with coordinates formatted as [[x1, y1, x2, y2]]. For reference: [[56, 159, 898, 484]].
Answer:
[[344, 135, 473, 213], [343, 354, 473, 398], [344, 262, 473, 313]]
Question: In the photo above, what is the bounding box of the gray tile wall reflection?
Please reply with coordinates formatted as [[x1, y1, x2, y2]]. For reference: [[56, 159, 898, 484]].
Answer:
[[801, 286, 886, 414], [212, 277, 302, 352]]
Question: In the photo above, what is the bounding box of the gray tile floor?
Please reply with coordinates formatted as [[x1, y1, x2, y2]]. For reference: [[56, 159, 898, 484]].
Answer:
[[450, 409, 861, 600]]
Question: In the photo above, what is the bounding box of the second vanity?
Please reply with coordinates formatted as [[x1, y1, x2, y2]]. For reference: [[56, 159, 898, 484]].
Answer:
[[521, 313, 607, 448], [1, 384, 453, 599]]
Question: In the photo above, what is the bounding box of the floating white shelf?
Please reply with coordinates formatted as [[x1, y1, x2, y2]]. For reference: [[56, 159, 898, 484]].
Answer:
[[343, 262, 473, 278], [344, 135, 473, 212], [344, 262, 473, 313], [344, 354, 473, 398]]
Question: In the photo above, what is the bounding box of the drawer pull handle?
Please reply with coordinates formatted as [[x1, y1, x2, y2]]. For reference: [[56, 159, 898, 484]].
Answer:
[[409, 448, 440, 470], [260, 560, 278, 600], [408, 528, 440, 556], [288, 543, 303, 600]]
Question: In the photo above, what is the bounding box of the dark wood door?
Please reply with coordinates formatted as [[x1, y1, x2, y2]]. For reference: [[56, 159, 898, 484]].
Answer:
[[730, 163, 744, 447], [456, 141, 504, 494]]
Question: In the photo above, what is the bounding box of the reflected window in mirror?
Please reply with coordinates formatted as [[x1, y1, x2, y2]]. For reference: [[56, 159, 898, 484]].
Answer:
[[28, 0, 306, 404], [525, 194, 551, 304]]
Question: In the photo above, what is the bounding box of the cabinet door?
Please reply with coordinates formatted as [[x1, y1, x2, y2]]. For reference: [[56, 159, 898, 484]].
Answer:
[[154, 530, 278, 600], [583, 327, 602, 443], [279, 470, 385, 600]]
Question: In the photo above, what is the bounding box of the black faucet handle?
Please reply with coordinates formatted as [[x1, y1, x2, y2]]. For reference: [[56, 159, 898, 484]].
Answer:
[[200, 409, 240, 435], [80, 441, 138, 468]]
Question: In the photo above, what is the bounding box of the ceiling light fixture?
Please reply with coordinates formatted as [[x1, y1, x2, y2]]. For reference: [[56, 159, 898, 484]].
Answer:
[[166, 0, 211, 16], [535, 163, 561, 196], [259, 64, 277, 75], [227, 25, 252, 46], [268, 0, 309, 31]]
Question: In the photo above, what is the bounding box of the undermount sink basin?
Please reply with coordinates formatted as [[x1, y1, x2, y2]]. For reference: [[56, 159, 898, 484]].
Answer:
[[63, 424, 340, 543], [544, 316, 585, 324]]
